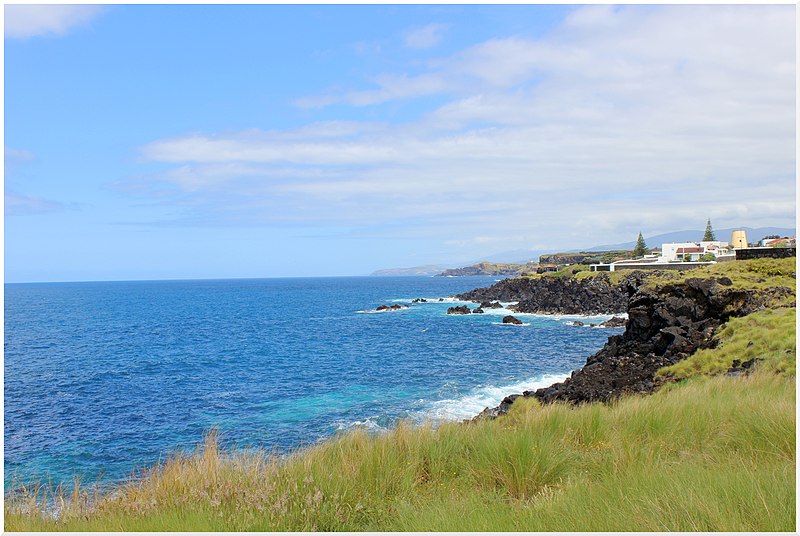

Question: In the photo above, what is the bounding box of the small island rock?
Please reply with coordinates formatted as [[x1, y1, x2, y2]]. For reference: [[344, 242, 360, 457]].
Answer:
[[376, 304, 408, 311], [502, 315, 523, 325], [447, 305, 471, 315], [598, 316, 626, 328]]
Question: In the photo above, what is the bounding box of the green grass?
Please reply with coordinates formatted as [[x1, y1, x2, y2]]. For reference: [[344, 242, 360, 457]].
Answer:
[[643, 257, 796, 304], [522, 257, 797, 300], [6, 371, 795, 532], [657, 307, 796, 380]]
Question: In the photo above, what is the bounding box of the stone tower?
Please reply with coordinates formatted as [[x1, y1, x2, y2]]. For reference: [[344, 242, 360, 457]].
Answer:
[[731, 229, 748, 249]]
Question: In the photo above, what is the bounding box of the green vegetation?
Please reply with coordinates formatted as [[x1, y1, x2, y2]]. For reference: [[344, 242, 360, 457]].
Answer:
[[658, 307, 796, 380], [633, 231, 648, 257], [538, 250, 634, 265], [6, 371, 793, 532], [642, 258, 796, 308], [438, 261, 538, 277], [704, 218, 716, 241]]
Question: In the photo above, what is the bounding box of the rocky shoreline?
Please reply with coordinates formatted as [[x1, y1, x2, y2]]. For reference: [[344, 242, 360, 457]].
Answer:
[[455, 272, 644, 315], [468, 270, 795, 420]]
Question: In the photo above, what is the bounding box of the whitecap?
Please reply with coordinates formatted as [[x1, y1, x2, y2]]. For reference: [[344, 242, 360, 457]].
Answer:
[[334, 417, 388, 433], [413, 373, 570, 423]]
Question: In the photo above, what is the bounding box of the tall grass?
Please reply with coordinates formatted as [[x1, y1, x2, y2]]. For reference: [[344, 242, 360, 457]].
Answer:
[[6, 370, 794, 532], [658, 307, 796, 379]]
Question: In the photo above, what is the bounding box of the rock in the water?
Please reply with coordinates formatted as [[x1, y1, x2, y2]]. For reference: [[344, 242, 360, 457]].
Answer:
[[376, 304, 408, 311], [566, 320, 584, 327], [473, 307, 484, 314], [502, 315, 523, 325], [447, 305, 471, 315], [599, 316, 627, 328], [480, 301, 503, 309], [412, 298, 428, 303]]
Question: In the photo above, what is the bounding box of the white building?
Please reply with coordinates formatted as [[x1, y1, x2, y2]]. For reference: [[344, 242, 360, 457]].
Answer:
[[590, 239, 729, 272], [660, 241, 730, 262]]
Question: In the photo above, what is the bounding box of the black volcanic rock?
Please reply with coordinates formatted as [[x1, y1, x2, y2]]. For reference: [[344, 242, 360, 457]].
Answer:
[[480, 301, 503, 309], [470, 273, 794, 420], [502, 315, 523, 325], [531, 277, 776, 404], [447, 305, 471, 315], [598, 316, 627, 328], [376, 304, 408, 311], [473, 307, 485, 314], [456, 273, 641, 315], [470, 394, 522, 421]]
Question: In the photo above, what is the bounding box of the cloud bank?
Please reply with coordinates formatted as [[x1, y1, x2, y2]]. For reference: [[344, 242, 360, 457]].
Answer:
[[131, 5, 795, 252]]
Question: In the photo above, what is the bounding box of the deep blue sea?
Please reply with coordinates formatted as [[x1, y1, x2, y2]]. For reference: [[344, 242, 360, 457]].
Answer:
[[4, 276, 621, 490]]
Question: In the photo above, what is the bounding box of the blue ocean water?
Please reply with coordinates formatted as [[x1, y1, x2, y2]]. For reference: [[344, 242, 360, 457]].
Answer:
[[4, 276, 621, 490]]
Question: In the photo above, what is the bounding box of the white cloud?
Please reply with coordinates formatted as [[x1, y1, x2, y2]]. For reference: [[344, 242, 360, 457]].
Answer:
[[403, 23, 448, 49], [5, 190, 64, 215], [132, 5, 795, 253], [5, 5, 105, 39], [5, 146, 34, 171]]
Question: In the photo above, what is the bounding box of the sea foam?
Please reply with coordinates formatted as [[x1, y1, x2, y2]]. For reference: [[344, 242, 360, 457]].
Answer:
[[413, 373, 570, 423]]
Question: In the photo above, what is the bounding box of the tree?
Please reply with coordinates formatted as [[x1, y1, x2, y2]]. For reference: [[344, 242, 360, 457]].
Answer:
[[703, 218, 716, 241], [633, 232, 648, 257]]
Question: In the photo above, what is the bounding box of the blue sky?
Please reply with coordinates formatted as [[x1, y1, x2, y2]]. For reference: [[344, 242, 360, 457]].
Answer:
[[4, 4, 796, 282]]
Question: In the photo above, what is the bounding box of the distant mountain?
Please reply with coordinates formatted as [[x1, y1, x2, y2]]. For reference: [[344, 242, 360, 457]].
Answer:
[[370, 264, 453, 277], [466, 249, 550, 264], [586, 227, 796, 252]]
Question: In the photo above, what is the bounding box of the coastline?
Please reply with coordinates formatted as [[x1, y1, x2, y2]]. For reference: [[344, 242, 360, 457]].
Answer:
[[5, 259, 796, 531], [461, 258, 795, 414]]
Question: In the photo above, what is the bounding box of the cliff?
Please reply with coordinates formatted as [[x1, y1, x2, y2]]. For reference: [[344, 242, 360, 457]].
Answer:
[[436, 261, 537, 277], [471, 259, 796, 418], [456, 271, 646, 315], [537, 250, 631, 265]]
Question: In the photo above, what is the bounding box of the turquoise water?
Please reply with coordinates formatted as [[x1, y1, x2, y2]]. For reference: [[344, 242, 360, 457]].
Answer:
[[4, 276, 620, 489]]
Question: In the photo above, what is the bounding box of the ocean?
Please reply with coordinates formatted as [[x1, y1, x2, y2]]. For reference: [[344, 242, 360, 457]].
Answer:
[[4, 276, 621, 490]]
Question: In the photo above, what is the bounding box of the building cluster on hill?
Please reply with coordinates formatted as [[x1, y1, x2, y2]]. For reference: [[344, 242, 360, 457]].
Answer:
[[590, 225, 796, 272]]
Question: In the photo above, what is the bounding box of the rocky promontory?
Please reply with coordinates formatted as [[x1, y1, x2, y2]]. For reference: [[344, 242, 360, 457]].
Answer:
[[471, 268, 795, 420], [437, 262, 537, 277], [456, 272, 648, 315]]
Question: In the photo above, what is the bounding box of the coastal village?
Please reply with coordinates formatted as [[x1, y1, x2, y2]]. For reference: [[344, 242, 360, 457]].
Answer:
[[589, 227, 797, 272], [437, 221, 796, 277]]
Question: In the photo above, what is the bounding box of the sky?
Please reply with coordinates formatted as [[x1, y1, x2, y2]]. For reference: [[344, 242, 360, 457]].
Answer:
[[4, 3, 796, 282]]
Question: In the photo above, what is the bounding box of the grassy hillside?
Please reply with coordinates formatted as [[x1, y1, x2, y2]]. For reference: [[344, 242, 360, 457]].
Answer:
[[658, 307, 795, 380], [529, 257, 796, 301], [438, 261, 538, 276], [6, 370, 794, 532]]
